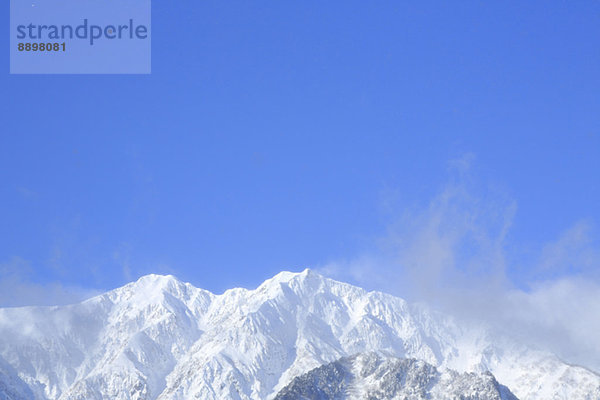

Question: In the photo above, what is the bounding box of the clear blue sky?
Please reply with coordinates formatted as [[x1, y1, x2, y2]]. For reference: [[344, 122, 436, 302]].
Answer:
[[1, 1, 599, 296]]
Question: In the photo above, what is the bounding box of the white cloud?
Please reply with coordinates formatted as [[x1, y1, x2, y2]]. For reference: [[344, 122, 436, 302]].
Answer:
[[538, 221, 600, 278], [0, 257, 100, 308], [504, 277, 600, 370], [318, 157, 600, 372]]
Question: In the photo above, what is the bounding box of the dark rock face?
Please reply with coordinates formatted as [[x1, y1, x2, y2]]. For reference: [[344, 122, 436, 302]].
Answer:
[[275, 361, 348, 400], [274, 353, 519, 400]]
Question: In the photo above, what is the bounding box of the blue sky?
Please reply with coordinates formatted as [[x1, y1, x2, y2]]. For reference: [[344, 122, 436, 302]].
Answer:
[[1, 1, 599, 301]]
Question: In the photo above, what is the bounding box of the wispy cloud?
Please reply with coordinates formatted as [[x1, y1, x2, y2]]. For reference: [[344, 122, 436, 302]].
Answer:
[[537, 221, 600, 279], [505, 277, 600, 371], [16, 186, 38, 200], [318, 155, 600, 372], [0, 257, 100, 308], [111, 242, 178, 282]]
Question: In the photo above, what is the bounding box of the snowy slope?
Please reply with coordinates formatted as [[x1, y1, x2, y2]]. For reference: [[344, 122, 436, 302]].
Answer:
[[274, 352, 519, 400], [0, 270, 598, 400]]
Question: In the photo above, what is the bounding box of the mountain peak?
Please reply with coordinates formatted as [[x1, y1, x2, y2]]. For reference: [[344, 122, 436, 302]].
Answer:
[[127, 273, 185, 294], [3, 270, 599, 400], [267, 268, 314, 282], [135, 273, 181, 286], [275, 352, 520, 400], [257, 268, 329, 294], [99, 273, 200, 307]]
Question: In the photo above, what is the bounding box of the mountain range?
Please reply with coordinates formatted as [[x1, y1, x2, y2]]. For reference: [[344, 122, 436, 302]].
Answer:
[[0, 269, 598, 399]]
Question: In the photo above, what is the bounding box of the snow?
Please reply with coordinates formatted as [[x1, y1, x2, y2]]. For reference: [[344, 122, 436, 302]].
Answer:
[[276, 352, 518, 400], [0, 269, 598, 399]]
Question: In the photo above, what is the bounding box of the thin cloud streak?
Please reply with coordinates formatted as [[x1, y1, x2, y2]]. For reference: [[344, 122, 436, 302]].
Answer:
[[318, 158, 600, 373], [0, 257, 100, 308]]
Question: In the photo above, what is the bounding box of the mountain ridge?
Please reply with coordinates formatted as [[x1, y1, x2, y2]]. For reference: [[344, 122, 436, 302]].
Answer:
[[0, 269, 599, 399], [274, 352, 519, 400]]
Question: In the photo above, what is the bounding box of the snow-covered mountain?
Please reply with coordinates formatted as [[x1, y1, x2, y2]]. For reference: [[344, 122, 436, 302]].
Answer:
[[274, 352, 518, 400], [0, 269, 598, 400]]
